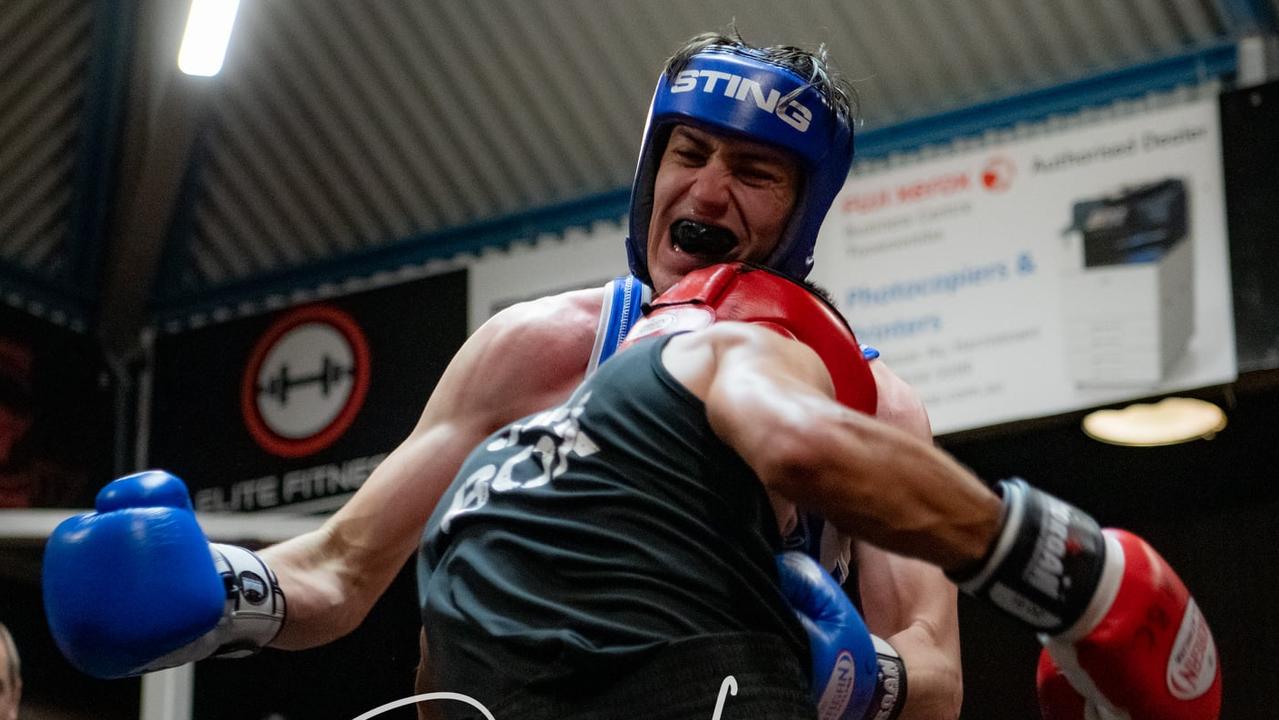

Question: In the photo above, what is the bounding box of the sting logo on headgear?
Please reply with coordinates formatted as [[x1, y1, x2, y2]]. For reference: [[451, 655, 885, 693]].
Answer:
[[669, 69, 813, 131], [240, 304, 371, 458]]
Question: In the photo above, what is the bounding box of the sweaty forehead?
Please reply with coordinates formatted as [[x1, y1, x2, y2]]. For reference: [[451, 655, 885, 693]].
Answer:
[[668, 125, 800, 170]]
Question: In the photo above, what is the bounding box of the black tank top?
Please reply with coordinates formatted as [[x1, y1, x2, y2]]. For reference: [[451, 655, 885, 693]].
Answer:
[[418, 334, 807, 702]]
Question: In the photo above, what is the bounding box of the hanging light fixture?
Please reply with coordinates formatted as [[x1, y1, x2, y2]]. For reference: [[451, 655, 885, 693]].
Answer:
[[1082, 397, 1227, 447], [177, 0, 242, 77]]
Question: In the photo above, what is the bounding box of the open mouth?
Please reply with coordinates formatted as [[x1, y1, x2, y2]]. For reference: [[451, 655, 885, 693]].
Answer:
[[670, 220, 738, 258]]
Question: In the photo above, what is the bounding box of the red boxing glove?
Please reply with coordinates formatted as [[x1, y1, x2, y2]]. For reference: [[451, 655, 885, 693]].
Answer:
[[1036, 653, 1089, 720], [1037, 529, 1221, 720], [954, 482, 1221, 720], [621, 262, 876, 415]]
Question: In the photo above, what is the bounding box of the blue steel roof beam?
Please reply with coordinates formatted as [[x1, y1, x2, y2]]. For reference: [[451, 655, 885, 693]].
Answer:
[[96, 60, 212, 359], [70, 0, 131, 317], [1218, 0, 1279, 34], [0, 262, 87, 330], [152, 134, 212, 300]]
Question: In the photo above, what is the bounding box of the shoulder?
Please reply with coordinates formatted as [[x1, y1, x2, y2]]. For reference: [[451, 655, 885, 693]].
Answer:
[[475, 287, 604, 368], [684, 322, 816, 362], [666, 323, 831, 400], [475, 285, 603, 381], [410, 286, 607, 433], [482, 286, 604, 345], [869, 359, 932, 440]]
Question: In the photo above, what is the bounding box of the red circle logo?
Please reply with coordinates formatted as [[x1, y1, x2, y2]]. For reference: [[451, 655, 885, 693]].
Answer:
[[240, 305, 371, 458], [981, 155, 1016, 192]]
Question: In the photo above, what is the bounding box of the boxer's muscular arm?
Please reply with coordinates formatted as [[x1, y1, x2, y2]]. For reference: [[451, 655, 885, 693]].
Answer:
[[858, 361, 962, 720], [677, 324, 1003, 571], [680, 325, 1221, 720], [262, 290, 601, 649]]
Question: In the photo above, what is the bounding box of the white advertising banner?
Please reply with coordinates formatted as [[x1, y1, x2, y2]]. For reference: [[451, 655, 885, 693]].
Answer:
[[468, 220, 628, 332], [811, 97, 1237, 434]]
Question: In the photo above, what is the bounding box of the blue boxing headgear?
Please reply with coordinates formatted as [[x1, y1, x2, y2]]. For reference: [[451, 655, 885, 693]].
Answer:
[[626, 45, 855, 285]]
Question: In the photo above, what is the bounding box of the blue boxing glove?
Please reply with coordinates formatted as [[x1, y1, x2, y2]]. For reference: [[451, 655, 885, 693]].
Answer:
[[43, 471, 285, 679], [777, 552, 906, 720], [782, 510, 853, 585]]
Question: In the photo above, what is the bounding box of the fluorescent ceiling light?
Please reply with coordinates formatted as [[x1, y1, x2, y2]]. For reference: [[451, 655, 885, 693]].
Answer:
[[177, 0, 241, 77], [1082, 397, 1227, 447]]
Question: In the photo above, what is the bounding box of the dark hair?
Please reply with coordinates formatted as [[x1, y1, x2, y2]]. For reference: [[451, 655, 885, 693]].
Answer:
[[664, 29, 858, 127], [801, 279, 837, 306], [738, 262, 838, 310]]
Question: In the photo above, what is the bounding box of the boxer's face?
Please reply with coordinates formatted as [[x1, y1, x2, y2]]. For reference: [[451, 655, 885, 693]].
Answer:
[[646, 125, 799, 294]]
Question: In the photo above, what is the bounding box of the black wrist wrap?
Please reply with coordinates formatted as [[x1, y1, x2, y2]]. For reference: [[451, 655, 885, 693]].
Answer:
[[863, 635, 907, 720], [950, 479, 1107, 635]]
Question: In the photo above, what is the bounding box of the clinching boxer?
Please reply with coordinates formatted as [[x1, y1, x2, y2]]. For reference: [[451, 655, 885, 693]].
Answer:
[[635, 263, 1223, 720], [413, 263, 892, 719], [42, 33, 959, 720], [629, 265, 1222, 720]]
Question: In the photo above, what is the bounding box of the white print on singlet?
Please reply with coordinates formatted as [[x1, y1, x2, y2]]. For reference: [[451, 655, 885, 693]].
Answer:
[[440, 391, 599, 533]]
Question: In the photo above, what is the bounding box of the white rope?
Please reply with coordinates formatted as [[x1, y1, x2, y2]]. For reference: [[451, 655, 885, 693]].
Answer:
[[0, 509, 324, 545]]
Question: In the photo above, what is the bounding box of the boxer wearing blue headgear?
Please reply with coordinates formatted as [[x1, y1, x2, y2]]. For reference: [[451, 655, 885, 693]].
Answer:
[[627, 36, 855, 291]]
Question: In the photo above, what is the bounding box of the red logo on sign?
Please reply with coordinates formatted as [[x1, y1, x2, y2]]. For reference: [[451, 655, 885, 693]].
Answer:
[[240, 305, 371, 458], [981, 156, 1016, 192]]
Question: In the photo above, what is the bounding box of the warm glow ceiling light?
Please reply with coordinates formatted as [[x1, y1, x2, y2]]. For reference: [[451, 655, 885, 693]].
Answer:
[[177, 0, 241, 77], [1082, 397, 1227, 447]]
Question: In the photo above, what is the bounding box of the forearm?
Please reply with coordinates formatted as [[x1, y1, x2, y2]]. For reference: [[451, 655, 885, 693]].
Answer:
[[886, 620, 962, 720], [858, 544, 962, 720], [865, 363, 961, 719], [261, 428, 466, 649], [705, 331, 1000, 569], [259, 526, 385, 650], [762, 401, 1002, 572]]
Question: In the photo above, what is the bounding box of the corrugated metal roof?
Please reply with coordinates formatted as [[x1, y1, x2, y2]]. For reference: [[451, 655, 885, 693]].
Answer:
[[163, 0, 1245, 297], [0, 0, 1273, 338], [0, 0, 94, 311]]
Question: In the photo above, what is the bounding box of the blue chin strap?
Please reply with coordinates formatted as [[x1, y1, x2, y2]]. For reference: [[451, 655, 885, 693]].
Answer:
[[625, 46, 855, 286]]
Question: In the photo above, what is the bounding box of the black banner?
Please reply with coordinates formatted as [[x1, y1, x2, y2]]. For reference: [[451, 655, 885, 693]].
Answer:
[[149, 270, 468, 512], [1221, 79, 1279, 373], [0, 305, 113, 508]]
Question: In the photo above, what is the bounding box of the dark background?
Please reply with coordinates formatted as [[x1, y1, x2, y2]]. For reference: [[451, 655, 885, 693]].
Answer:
[[945, 375, 1279, 719], [946, 79, 1279, 720], [192, 560, 423, 720], [0, 305, 114, 509]]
